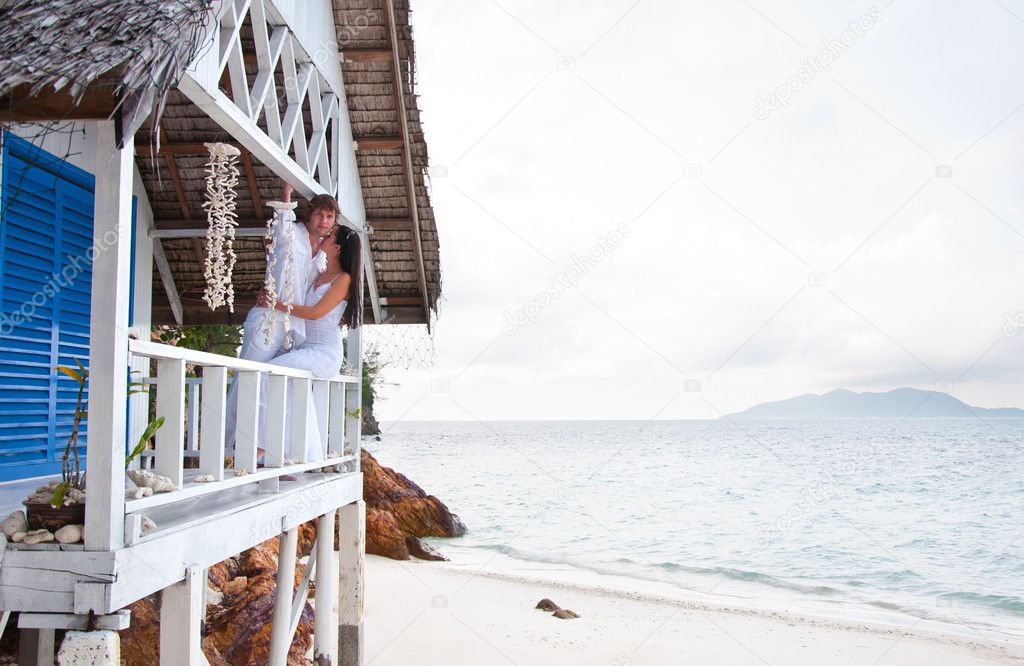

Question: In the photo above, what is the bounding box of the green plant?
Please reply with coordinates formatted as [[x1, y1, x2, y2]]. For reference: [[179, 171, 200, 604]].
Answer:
[[51, 358, 88, 507], [46, 362, 166, 508], [125, 416, 165, 467]]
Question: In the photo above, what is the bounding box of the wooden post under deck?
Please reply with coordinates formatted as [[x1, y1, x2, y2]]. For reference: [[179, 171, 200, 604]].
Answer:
[[84, 120, 132, 551], [314, 510, 338, 664], [338, 500, 365, 666]]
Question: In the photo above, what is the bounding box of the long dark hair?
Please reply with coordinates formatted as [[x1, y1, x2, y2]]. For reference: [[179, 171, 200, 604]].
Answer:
[[335, 225, 362, 329]]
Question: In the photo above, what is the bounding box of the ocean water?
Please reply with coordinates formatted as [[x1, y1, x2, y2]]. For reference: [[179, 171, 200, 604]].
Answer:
[[373, 419, 1024, 642]]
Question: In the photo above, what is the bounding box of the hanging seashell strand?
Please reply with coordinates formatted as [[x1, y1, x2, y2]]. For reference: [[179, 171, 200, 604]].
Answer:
[[202, 142, 242, 311]]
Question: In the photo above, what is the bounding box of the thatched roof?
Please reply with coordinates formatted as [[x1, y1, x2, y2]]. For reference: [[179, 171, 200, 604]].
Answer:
[[334, 0, 441, 324], [0, 0, 211, 144], [0, 0, 442, 328]]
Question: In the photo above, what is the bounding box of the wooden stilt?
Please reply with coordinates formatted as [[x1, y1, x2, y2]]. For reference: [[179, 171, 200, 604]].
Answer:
[[338, 500, 365, 666], [269, 527, 298, 665], [160, 567, 205, 665], [19, 628, 54, 666], [314, 510, 337, 664]]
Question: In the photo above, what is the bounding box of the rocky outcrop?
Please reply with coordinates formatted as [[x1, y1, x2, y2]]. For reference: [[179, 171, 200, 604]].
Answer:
[[361, 449, 466, 561], [120, 524, 317, 666]]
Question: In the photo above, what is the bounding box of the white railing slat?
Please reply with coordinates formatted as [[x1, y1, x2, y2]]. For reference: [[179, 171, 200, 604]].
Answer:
[[264, 375, 288, 467], [327, 382, 345, 457], [289, 378, 311, 464], [199, 366, 228, 481], [312, 380, 330, 459], [234, 370, 261, 474], [186, 382, 201, 452], [154, 358, 186, 488]]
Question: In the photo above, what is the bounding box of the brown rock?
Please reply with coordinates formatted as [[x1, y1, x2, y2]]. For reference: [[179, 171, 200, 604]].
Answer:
[[362, 450, 466, 538], [207, 557, 241, 591], [535, 598, 561, 612], [405, 536, 448, 561], [119, 597, 160, 666], [205, 572, 313, 666], [552, 609, 580, 619], [221, 576, 249, 596], [360, 450, 466, 561], [364, 507, 410, 560]]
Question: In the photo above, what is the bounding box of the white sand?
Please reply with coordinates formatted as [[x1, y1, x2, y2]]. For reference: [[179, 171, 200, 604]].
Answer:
[[364, 555, 1024, 665]]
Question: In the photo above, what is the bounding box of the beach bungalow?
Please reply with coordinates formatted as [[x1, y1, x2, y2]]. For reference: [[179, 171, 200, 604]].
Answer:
[[0, 0, 440, 663]]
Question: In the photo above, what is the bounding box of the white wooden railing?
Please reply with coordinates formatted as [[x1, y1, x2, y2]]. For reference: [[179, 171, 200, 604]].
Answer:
[[124, 339, 361, 544]]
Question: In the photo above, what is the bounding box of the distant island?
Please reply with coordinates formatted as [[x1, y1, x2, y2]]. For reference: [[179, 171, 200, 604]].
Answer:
[[726, 388, 1024, 419]]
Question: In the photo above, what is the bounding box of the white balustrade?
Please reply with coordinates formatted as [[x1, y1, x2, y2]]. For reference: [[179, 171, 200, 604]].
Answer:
[[124, 339, 360, 532]]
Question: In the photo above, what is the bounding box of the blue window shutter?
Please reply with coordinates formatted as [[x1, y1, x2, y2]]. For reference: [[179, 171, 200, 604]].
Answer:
[[0, 131, 137, 481]]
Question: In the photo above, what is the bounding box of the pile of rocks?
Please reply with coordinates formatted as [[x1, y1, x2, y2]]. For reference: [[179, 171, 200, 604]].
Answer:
[[0, 510, 82, 545], [535, 598, 580, 620]]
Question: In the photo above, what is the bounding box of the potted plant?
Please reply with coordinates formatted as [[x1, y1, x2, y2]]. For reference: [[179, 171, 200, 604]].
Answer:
[[23, 361, 165, 532], [23, 359, 89, 531]]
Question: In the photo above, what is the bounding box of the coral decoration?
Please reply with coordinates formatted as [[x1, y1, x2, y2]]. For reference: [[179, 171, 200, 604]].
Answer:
[[202, 142, 241, 311], [261, 201, 298, 348]]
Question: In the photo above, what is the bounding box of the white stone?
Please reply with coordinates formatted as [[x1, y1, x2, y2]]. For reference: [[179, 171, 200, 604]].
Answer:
[[57, 630, 120, 665], [140, 517, 157, 536], [194, 474, 216, 483], [127, 469, 177, 493], [0, 510, 27, 537], [125, 486, 153, 500], [22, 529, 54, 545], [55, 524, 83, 544]]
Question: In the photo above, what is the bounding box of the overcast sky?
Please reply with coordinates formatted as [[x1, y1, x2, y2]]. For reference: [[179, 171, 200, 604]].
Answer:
[[365, 0, 1024, 421]]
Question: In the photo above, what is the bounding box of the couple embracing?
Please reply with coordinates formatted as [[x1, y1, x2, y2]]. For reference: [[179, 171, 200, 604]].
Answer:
[[225, 182, 362, 463]]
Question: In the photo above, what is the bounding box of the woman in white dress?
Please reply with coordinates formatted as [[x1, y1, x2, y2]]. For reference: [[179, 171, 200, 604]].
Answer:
[[256, 225, 363, 462]]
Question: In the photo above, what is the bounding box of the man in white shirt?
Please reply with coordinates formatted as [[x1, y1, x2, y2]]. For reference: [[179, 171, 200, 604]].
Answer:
[[225, 183, 340, 449], [238, 183, 339, 360]]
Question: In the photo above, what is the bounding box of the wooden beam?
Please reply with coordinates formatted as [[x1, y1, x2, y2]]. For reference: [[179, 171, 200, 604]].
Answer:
[[0, 81, 118, 122], [342, 48, 393, 63], [163, 154, 208, 269], [151, 227, 268, 239], [366, 218, 412, 231], [383, 0, 432, 330], [381, 296, 422, 306], [353, 136, 403, 151], [136, 141, 243, 157], [152, 218, 266, 230], [151, 238, 184, 325], [239, 149, 264, 217]]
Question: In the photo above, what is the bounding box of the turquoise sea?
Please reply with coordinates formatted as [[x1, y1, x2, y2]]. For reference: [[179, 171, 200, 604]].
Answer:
[[374, 419, 1024, 643]]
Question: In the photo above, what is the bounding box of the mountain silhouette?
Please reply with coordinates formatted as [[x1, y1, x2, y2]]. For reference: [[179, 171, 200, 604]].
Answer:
[[725, 388, 1024, 419]]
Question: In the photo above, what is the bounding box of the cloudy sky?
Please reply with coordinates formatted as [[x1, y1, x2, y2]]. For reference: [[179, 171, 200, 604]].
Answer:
[[365, 0, 1024, 421]]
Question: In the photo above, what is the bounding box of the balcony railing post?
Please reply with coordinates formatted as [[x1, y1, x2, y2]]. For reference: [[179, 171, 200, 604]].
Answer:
[[343, 326, 362, 469], [83, 120, 133, 551]]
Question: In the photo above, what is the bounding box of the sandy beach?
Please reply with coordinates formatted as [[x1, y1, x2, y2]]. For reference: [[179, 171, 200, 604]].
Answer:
[[364, 555, 1024, 665]]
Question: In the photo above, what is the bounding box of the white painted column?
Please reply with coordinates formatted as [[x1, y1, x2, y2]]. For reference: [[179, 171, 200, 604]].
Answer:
[[159, 567, 205, 666], [343, 326, 362, 470], [84, 121, 132, 551], [19, 628, 54, 666], [338, 500, 365, 666], [314, 510, 337, 664], [269, 527, 299, 665]]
